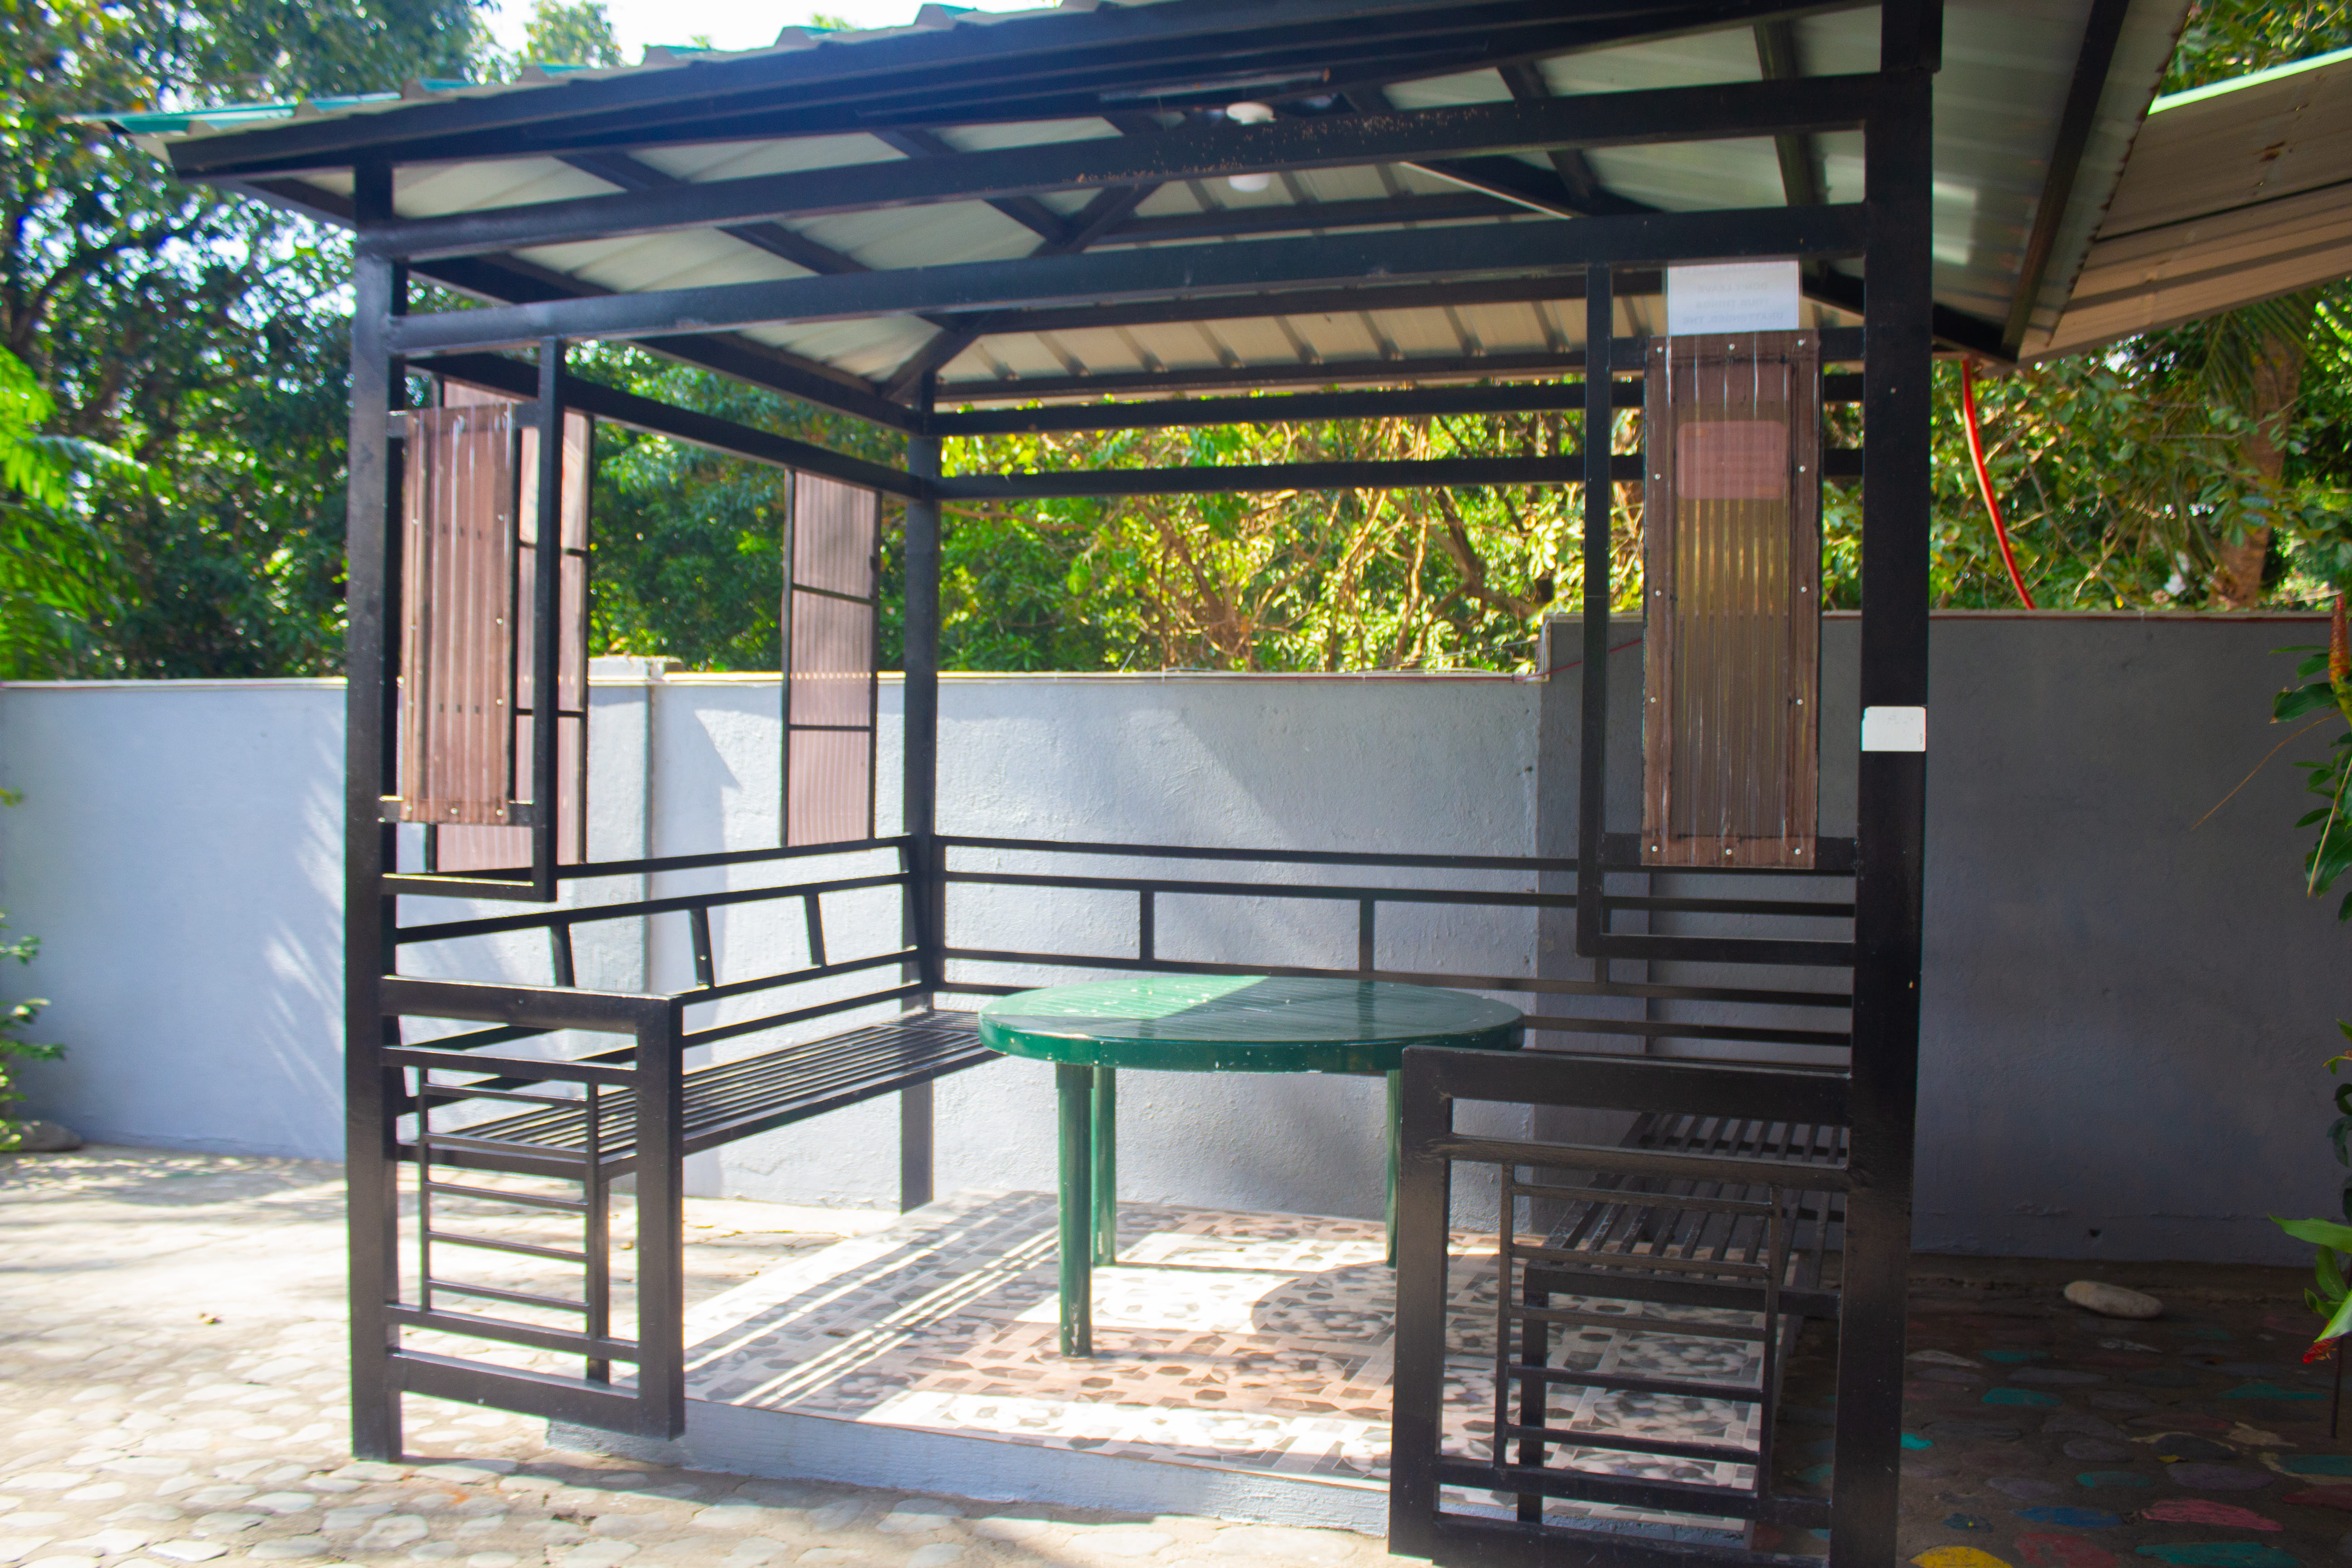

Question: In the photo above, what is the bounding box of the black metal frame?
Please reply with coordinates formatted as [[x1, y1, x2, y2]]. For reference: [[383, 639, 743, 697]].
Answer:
[[242, 0, 1954, 1557]]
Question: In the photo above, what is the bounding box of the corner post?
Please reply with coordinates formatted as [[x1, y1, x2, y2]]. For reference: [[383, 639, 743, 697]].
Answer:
[[901, 379, 942, 1210], [529, 337, 567, 901], [1832, 6, 1938, 1564], [345, 161, 405, 1463], [1574, 265, 1615, 956], [634, 1001, 688, 1436]]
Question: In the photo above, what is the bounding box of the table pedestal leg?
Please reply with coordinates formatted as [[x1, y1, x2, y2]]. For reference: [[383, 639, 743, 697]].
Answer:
[[1093, 1067, 1117, 1266], [1386, 1068, 1401, 1266], [1056, 1062, 1093, 1357]]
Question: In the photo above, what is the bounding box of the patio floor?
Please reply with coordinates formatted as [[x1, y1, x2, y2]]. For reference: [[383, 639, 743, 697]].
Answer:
[[4, 1145, 2348, 1568], [646, 1190, 1767, 1541]]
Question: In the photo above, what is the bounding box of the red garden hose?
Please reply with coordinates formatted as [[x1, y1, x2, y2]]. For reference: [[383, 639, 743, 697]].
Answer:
[[1960, 358, 2036, 610]]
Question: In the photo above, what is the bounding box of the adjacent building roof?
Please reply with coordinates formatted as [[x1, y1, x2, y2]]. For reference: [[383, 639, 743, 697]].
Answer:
[[2028, 42, 2352, 359]]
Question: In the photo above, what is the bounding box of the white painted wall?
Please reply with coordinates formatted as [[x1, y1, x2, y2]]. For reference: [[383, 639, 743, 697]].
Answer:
[[1, 618, 2341, 1262]]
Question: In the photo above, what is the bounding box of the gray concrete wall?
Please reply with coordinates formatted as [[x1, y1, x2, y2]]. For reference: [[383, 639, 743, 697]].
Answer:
[[0, 615, 2339, 1261]]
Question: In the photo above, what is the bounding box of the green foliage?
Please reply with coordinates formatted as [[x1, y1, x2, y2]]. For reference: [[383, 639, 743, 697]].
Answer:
[[2271, 1025, 2352, 1362], [522, 0, 622, 67], [2162, 1, 2352, 92], [0, 816, 56, 1151], [1, 0, 488, 676], [0, 345, 137, 676]]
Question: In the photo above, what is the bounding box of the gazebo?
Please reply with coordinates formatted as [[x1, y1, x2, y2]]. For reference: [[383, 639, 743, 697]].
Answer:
[[84, 0, 2310, 1560]]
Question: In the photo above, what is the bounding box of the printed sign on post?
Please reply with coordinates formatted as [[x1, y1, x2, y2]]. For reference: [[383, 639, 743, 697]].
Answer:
[[1666, 260, 1803, 336]]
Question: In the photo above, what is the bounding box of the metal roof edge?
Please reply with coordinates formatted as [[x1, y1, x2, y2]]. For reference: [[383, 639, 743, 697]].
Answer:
[[2149, 39, 2352, 114]]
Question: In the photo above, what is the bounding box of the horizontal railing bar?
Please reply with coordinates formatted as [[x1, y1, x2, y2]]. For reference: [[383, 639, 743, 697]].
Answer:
[[946, 867, 1573, 910], [390, 1304, 638, 1363], [399, 1024, 550, 1053], [941, 834, 1578, 875], [399, 871, 908, 946], [412, 1131, 594, 1163], [686, 947, 915, 1007], [422, 1179, 589, 1213], [1430, 1457, 1765, 1521], [389, 1350, 661, 1437], [559, 836, 909, 882], [389, 1048, 636, 1087], [1494, 1421, 1762, 1466], [1428, 1134, 1852, 1191], [938, 951, 1850, 1015], [1592, 932, 1856, 968], [1521, 1017, 1851, 1049], [416, 1084, 578, 1108], [1605, 895, 1855, 918], [418, 1278, 592, 1313], [422, 1229, 590, 1264], [683, 985, 928, 1049], [1506, 1178, 1779, 1215], [1504, 1303, 1769, 1340], [1504, 1241, 1771, 1276]]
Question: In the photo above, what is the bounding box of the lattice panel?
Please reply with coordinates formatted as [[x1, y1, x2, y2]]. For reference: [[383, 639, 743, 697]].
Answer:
[[783, 473, 880, 846]]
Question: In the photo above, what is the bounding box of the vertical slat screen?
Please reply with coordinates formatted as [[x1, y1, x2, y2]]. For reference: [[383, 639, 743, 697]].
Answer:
[[1642, 331, 1821, 868], [402, 383, 592, 873], [398, 400, 517, 831], [782, 472, 880, 846]]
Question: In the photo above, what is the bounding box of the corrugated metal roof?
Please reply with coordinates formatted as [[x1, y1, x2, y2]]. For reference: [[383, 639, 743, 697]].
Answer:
[[81, 0, 2205, 405], [2029, 42, 2352, 358]]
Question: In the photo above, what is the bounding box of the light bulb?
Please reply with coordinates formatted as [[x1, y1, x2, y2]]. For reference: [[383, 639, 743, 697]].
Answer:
[[1228, 172, 1272, 192]]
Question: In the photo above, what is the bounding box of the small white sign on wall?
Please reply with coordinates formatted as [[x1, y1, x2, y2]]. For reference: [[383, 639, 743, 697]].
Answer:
[[1861, 706, 1928, 752], [1666, 260, 1803, 336]]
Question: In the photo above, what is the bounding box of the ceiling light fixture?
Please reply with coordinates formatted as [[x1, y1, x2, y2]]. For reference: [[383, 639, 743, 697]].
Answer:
[[1225, 101, 1275, 192]]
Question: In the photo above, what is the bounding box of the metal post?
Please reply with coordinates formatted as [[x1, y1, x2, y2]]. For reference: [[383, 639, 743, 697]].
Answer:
[[902, 382, 942, 1210], [634, 1005, 688, 1436], [1574, 265, 1615, 956], [528, 338, 566, 901], [1385, 1050, 1453, 1558], [1831, 7, 1936, 1565], [345, 161, 405, 1464], [1056, 1063, 1094, 1357]]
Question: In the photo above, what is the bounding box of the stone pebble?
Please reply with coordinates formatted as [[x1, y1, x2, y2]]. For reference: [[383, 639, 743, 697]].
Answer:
[[2066, 1282, 2164, 1320]]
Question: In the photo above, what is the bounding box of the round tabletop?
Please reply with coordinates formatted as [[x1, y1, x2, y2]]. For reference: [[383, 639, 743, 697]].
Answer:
[[977, 974, 1524, 1074]]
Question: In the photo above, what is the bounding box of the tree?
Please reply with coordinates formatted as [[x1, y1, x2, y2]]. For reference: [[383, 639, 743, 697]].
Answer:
[[1, 0, 490, 675], [523, 0, 623, 67]]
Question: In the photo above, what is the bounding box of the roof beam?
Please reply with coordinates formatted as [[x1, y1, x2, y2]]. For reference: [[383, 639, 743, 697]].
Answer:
[[1101, 190, 1518, 242], [1496, 62, 1615, 210], [1999, 0, 2133, 359], [932, 369, 1866, 432], [934, 447, 1862, 499], [384, 201, 1869, 357], [410, 253, 919, 428], [1752, 22, 1825, 207], [935, 325, 1866, 402], [168, 0, 1847, 176], [412, 350, 921, 495], [913, 272, 1639, 344], [356, 76, 1879, 261]]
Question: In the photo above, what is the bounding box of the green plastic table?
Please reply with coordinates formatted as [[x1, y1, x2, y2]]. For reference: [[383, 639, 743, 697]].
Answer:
[[977, 974, 1524, 1357]]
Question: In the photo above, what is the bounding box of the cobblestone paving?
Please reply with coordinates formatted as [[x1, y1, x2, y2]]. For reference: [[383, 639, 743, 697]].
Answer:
[[0, 1147, 1399, 1568]]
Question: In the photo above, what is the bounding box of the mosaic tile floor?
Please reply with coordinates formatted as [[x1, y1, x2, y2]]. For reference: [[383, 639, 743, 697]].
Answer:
[[1757, 1258, 2352, 1567], [679, 1190, 1776, 1543]]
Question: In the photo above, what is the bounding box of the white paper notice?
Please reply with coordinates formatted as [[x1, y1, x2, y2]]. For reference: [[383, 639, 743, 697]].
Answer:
[[1861, 706, 1927, 753], [1666, 260, 1803, 336]]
